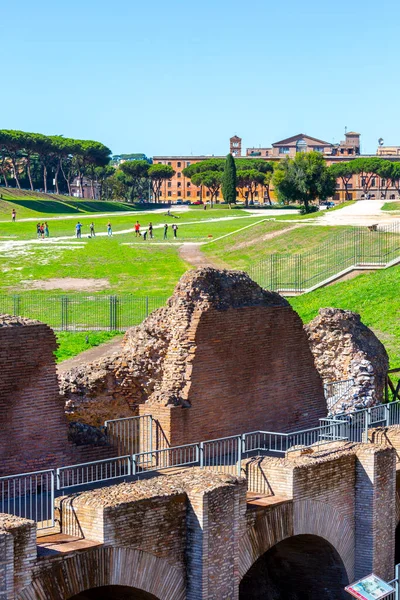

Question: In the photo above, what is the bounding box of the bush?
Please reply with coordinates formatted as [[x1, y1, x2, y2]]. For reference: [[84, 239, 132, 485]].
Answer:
[[299, 205, 320, 215]]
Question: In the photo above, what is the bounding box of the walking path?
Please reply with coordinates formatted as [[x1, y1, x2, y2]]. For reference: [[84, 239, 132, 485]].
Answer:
[[57, 336, 124, 372], [319, 200, 396, 226], [178, 244, 217, 268]]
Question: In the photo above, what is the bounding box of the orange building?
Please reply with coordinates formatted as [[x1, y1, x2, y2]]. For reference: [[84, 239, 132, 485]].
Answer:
[[154, 132, 400, 204]]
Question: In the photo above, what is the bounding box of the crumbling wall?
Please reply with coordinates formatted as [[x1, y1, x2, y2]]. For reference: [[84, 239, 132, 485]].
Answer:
[[305, 308, 389, 413], [0, 316, 73, 476], [60, 268, 326, 444]]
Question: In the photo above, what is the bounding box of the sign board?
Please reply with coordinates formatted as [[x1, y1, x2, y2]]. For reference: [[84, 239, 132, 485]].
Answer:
[[345, 574, 394, 600]]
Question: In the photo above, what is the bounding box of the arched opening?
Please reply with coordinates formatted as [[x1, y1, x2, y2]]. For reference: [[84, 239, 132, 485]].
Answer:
[[70, 586, 160, 600], [239, 534, 349, 600]]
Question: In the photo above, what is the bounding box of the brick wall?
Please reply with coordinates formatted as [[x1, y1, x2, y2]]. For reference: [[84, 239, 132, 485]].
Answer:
[[141, 305, 326, 448], [0, 318, 72, 476], [0, 515, 36, 597]]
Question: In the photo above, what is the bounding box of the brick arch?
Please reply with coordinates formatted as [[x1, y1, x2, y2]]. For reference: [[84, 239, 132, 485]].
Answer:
[[17, 546, 185, 600], [239, 500, 354, 582], [293, 499, 354, 581]]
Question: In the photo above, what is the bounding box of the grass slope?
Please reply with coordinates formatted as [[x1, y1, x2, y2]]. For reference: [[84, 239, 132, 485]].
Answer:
[[55, 331, 120, 362], [290, 265, 400, 367]]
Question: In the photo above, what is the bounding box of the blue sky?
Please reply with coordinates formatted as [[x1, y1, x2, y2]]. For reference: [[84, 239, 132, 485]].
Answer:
[[1, 0, 398, 156]]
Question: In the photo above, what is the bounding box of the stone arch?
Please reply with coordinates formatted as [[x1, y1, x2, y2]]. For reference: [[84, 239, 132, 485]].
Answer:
[[239, 500, 354, 582], [17, 546, 185, 600]]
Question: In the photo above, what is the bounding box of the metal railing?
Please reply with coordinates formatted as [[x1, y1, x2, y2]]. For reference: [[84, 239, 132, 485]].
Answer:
[[0, 294, 168, 331], [324, 378, 355, 413], [3, 398, 400, 530], [249, 222, 400, 293]]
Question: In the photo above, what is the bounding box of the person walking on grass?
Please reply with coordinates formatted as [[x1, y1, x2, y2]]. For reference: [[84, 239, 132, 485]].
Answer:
[[143, 229, 148, 241], [148, 222, 153, 239], [163, 223, 168, 240], [107, 222, 112, 236], [90, 222, 95, 237], [40, 223, 45, 239], [135, 221, 141, 237], [76, 221, 82, 239], [11, 209, 16, 222], [44, 222, 49, 238], [36, 223, 41, 238], [172, 223, 178, 239]]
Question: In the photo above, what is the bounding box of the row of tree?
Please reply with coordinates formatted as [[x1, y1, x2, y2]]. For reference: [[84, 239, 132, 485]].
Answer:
[[0, 129, 112, 197]]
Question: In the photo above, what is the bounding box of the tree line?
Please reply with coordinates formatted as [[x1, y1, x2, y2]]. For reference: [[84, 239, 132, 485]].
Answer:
[[0, 129, 112, 197]]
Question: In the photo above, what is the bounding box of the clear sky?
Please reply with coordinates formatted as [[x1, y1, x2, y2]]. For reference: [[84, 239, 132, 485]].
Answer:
[[1, 0, 398, 156]]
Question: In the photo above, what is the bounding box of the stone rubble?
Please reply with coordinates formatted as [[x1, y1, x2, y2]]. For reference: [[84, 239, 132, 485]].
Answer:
[[305, 307, 389, 414]]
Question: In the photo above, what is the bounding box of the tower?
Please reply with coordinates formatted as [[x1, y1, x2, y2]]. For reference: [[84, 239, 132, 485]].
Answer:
[[230, 135, 242, 157]]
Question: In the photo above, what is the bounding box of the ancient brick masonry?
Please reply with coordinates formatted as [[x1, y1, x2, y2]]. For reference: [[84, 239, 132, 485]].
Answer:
[[60, 268, 327, 445], [0, 316, 73, 476], [305, 307, 389, 413]]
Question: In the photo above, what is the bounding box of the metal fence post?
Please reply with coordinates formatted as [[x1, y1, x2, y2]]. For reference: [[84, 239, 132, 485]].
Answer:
[[55, 468, 61, 491], [145, 296, 149, 319], [396, 563, 400, 600], [132, 454, 137, 476], [363, 409, 370, 443], [13, 295, 20, 317], [237, 436, 242, 477], [61, 297, 69, 331], [109, 295, 118, 331], [199, 442, 204, 469], [149, 416, 153, 454]]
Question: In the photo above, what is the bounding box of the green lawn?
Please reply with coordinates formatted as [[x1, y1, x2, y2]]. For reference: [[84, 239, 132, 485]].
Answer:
[[382, 200, 400, 211], [55, 331, 121, 362], [290, 265, 400, 368]]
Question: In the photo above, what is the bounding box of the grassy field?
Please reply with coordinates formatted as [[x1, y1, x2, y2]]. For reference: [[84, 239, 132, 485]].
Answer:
[[55, 331, 120, 362], [290, 265, 400, 368], [382, 200, 400, 211]]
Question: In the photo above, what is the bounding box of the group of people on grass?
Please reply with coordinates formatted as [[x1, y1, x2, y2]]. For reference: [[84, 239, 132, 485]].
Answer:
[[9, 209, 180, 241], [134, 220, 178, 240], [36, 222, 49, 238]]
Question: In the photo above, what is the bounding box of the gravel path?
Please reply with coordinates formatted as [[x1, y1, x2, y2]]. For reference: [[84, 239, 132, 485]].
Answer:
[[319, 200, 396, 226]]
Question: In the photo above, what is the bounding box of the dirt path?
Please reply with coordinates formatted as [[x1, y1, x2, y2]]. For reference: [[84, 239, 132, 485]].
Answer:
[[57, 335, 124, 373], [178, 243, 217, 267]]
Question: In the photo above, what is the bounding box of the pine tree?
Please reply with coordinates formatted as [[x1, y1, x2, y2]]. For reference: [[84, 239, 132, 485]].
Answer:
[[222, 154, 237, 207]]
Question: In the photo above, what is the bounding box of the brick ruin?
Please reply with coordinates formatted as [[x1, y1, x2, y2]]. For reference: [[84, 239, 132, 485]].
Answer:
[[306, 308, 389, 413], [0, 316, 72, 476], [60, 268, 327, 447], [0, 269, 391, 477]]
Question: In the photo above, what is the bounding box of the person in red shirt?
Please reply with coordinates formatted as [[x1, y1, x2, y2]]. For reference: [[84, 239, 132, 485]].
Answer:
[[135, 221, 141, 237]]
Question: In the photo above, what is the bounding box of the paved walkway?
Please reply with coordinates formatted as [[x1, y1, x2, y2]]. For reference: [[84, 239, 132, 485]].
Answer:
[[319, 200, 396, 226]]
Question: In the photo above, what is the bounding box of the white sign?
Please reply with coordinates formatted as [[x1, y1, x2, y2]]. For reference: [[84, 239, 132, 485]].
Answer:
[[345, 574, 394, 600]]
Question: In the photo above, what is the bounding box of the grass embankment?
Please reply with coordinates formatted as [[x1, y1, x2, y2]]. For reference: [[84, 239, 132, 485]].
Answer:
[[290, 265, 400, 368], [203, 224, 352, 271], [382, 200, 400, 211], [0, 198, 143, 220]]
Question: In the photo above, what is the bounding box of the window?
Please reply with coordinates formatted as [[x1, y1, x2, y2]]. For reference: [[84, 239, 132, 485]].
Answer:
[[177, 191, 181, 197], [371, 178, 376, 186], [177, 173, 181, 178], [279, 147, 290, 154], [206, 191, 210, 197], [167, 182, 171, 188], [296, 139, 307, 153], [336, 182, 340, 188], [232, 142, 239, 147], [333, 193, 340, 200], [314, 146, 324, 152], [197, 191, 200, 197], [167, 191, 171, 197], [158, 161, 162, 164], [186, 161, 191, 166], [187, 182, 191, 187], [347, 183, 353, 189], [187, 191, 191, 197], [177, 182, 181, 188], [381, 179, 386, 187], [168, 161, 171, 166], [177, 162, 181, 167]]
